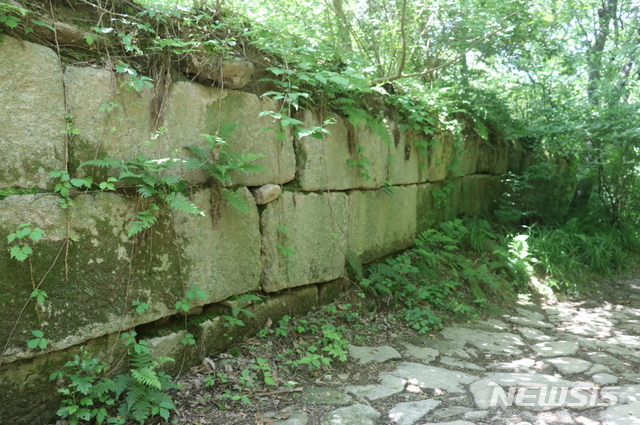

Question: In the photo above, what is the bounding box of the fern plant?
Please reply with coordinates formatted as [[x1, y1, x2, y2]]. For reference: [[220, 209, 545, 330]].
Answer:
[[80, 155, 203, 236], [51, 333, 178, 425], [184, 125, 267, 214]]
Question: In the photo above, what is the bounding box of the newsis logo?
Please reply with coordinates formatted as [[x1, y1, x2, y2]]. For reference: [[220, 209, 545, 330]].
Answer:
[[489, 385, 619, 408]]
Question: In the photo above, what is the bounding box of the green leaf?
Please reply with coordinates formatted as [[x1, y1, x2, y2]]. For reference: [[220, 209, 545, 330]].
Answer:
[[31, 19, 55, 31]]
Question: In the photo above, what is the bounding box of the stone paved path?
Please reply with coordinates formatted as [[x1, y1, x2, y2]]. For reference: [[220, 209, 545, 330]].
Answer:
[[256, 279, 640, 425]]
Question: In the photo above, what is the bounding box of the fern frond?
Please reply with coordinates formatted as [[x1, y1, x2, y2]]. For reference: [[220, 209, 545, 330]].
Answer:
[[131, 367, 162, 390], [222, 188, 249, 214], [184, 145, 209, 160], [79, 158, 123, 169], [128, 205, 159, 237], [164, 192, 204, 216]]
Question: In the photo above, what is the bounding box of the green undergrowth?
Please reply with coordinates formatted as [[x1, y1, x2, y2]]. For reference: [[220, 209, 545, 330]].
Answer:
[[516, 219, 640, 295]]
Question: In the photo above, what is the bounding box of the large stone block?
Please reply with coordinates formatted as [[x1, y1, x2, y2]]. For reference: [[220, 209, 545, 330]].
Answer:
[[454, 134, 480, 176], [164, 85, 296, 186], [198, 285, 319, 355], [427, 131, 456, 182], [348, 185, 417, 263], [459, 175, 503, 217], [172, 187, 262, 302], [0, 36, 66, 189], [476, 138, 509, 175], [0, 188, 260, 364], [385, 124, 427, 185], [65, 70, 293, 186], [261, 191, 348, 292], [64, 67, 158, 172], [296, 111, 389, 190], [0, 332, 126, 425]]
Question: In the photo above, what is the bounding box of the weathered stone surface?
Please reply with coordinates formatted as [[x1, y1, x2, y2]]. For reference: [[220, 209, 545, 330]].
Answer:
[[348, 345, 402, 365], [0, 36, 65, 188], [517, 327, 556, 342], [429, 407, 473, 421], [64, 67, 158, 171], [251, 184, 281, 204], [423, 420, 474, 425], [321, 404, 381, 425], [296, 111, 388, 190], [183, 54, 254, 89], [454, 133, 479, 176], [318, 277, 351, 304], [543, 357, 592, 375], [1, 331, 126, 425], [303, 387, 354, 405], [0, 188, 260, 363], [401, 343, 439, 362], [419, 339, 471, 359], [427, 131, 456, 181], [260, 191, 348, 292], [66, 73, 294, 186], [198, 286, 318, 356], [262, 408, 309, 425], [603, 403, 640, 425], [470, 373, 575, 410], [441, 326, 526, 356], [531, 341, 579, 358], [173, 187, 262, 302], [592, 373, 619, 385], [440, 356, 486, 371], [459, 174, 501, 217], [386, 124, 427, 185], [346, 375, 406, 401], [388, 399, 441, 425], [476, 138, 509, 175], [387, 362, 478, 393], [590, 352, 630, 373], [348, 185, 417, 263]]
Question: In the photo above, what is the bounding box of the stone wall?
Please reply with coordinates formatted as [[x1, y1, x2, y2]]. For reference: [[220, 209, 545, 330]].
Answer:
[[0, 36, 511, 424]]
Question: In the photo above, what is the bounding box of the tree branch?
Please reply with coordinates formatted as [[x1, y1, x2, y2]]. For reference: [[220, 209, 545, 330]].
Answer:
[[372, 8, 523, 84]]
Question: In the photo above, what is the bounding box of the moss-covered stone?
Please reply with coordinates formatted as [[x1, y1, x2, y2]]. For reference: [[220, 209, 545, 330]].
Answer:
[[348, 185, 418, 263], [260, 191, 348, 292], [0, 36, 66, 189], [0, 187, 260, 364], [296, 110, 389, 191]]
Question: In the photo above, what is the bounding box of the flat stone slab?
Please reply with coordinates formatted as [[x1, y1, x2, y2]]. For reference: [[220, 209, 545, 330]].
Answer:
[[348, 345, 402, 365], [421, 339, 471, 359], [422, 421, 475, 425], [587, 364, 613, 375], [531, 341, 579, 357], [488, 358, 538, 373], [470, 373, 575, 410], [429, 406, 472, 421], [603, 403, 640, 425], [440, 356, 486, 371], [517, 327, 556, 342], [506, 316, 555, 329], [261, 408, 309, 425], [346, 375, 406, 401], [592, 373, 619, 385], [401, 343, 439, 362], [544, 357, 592, 375], [591, 350, 628, 367], [602, 385, 640, 404], [303, 387, 354, 405], [387, 362, 479, 393], [441, 327, 525, 355], [388, 399, 442, 425], [515, 307, 547, 321], [321, 404, 381, 425]]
